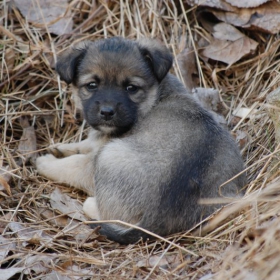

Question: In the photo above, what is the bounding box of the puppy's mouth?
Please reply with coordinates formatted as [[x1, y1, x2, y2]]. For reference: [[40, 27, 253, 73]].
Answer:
[[97, 124, 117, 134], [95, 121, 134, 135], [83, 103, 138, 135]]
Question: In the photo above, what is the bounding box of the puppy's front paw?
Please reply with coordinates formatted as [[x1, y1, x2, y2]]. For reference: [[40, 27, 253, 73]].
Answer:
[[36, 154, 57, 178], [47, 143, 80, 158], [47, 144, 65, 158]]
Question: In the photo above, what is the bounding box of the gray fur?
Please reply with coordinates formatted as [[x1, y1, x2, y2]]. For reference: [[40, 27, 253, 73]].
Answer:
[[36, 37, 246, 244]]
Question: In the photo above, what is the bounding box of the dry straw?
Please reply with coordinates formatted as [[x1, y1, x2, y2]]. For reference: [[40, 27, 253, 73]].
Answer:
[[1, 0, 280, 279]]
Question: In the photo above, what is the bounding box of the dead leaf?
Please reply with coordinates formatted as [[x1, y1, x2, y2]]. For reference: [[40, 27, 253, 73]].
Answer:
[[225, 0, 270, 8], [234, 130, 249, 149], [212, 22, 244, 41], [4, 48, 15, 71], [12, 0, 73, 36], [0, 212, 15, 233], [177, 48, 198, 91], [67, 222, 99, 244], [44, 267, 94, 280], [18, 117, 37, 164], [199, 273, 214, 280], [137, 254, 180, 269], [0, 164, 11, 182], [50, 188, 86, 222], [40, 205, 97, 244], [186, 0, 236, 12], [8, 222, 53, 247], [0, 267, 25, 280], [0, 175, 11, 196], [0, 236, 16, 262], [42, 271, 72, 280], [39, 208, 69, 228], [189, 0, 280, 34], [212, 9, 253, 27], [0, 159, 12, 195], [212, 1, 280, 34], [202, 23, 258, 65], [24, 254, 57, 274]]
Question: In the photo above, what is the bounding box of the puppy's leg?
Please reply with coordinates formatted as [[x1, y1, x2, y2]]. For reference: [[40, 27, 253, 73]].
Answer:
[[49, 138, 94, 158], [91, 222, 153, 244], [48, 130, 107, 158], [36, 153, 94, 194], [83, 197, 100, 219]]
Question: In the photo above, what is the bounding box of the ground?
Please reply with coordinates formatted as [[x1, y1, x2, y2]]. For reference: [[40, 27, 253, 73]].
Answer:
[[1, 1, 280, 279]]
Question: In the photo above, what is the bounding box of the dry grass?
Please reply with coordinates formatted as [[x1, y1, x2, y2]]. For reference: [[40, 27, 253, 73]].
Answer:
[[1, 0, 280, 279]]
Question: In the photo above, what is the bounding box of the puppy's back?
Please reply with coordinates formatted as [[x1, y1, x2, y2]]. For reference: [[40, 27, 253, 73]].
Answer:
[[94, 74, 245, 241]]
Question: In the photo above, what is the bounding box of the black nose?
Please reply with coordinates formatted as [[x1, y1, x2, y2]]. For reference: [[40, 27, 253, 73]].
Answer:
[[100, 106, 115, 121]]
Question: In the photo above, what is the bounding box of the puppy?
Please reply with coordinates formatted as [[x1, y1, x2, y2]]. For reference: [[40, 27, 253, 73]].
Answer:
[[36, 37, 246, 244]]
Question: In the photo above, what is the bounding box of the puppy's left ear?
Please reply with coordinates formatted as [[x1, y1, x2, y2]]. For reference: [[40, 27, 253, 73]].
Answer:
[[56, 41, 90, 85], [138, 39, 173, 82]]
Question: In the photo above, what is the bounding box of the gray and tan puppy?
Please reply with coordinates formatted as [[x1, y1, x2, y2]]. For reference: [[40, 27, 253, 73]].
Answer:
[[36, 37, 246, 244]]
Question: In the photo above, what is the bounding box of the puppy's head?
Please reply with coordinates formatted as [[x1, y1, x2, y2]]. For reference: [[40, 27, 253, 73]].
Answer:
[[56, 37, 173, 135]]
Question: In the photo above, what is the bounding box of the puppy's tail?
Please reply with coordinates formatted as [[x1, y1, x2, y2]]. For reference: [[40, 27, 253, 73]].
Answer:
[[90, 221, 154, 244]]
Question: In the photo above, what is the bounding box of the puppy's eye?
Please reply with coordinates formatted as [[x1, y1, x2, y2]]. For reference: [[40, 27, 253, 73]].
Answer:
[[126, 84, 139, 93], [86, 82, 98, 91]]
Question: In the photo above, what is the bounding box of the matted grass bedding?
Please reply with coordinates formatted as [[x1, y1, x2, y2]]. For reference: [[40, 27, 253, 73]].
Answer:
[[1, 1, 280, 279]]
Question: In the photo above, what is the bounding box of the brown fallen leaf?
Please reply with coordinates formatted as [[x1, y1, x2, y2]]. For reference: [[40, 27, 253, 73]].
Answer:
[[0, 267, 25, 280], [8, 222, 53, 247], [0, 212, 15, 234], [0, 174, 11, 196], [12, 0, 73, 36], [224, 0, 270, 8], [39, 208, 69, 228], [67, 222, 99, 244], [137, 254, 181, 269], [0, 235, 17, 262], [188, 0, 280, 34], [176, 48, 198, 91], [46, 266, 94, 280], [0, 159, 12, 194], [4, 48, 15, 71], [24, 254, 58, 274], [212, 1, 280, 34], [18, 117, 37, 164], [234, 130, 249, 149], [50, 188, 86, 222], [0, 163, 11, 180], [186, 0, 236, 12], [202, 22, 258, 65], [42, 271, 73, 280], [0, 255, 58, 278]]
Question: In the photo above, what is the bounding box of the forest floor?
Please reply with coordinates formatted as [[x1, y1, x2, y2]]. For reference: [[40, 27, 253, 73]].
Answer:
[[1, 1, 280, 279]]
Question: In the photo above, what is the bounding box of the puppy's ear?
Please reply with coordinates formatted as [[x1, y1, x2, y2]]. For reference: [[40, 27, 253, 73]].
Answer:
[[55, 41, 90, 84], [138, 39, 173, 82]]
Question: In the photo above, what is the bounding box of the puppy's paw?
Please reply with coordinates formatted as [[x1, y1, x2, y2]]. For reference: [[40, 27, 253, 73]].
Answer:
[[48, 143, 77, 158], [83, 197, 100, 220], [36, 154, 57, 177], [47, 144, 65, 158]]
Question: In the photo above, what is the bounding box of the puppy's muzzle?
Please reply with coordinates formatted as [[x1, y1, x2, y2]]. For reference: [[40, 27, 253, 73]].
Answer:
[[100, 106, 115, 121]]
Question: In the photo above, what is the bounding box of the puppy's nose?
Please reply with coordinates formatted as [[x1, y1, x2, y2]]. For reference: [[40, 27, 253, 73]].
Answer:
[[100, 106, 115, 121]]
